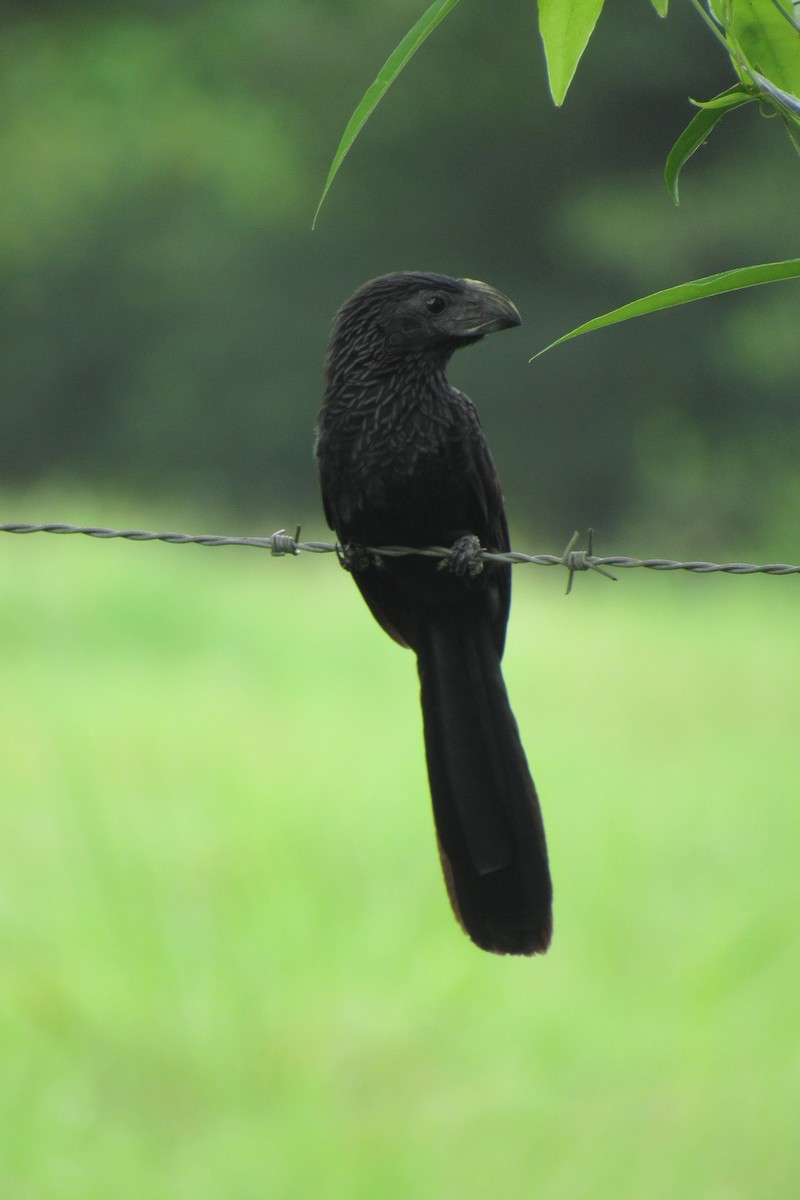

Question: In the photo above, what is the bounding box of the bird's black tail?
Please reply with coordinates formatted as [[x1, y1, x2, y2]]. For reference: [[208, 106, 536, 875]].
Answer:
[[416, 614, 552, 955]]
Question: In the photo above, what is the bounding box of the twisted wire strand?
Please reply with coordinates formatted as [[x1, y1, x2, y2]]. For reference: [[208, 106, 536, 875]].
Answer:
[[1, 520, 799, 578]]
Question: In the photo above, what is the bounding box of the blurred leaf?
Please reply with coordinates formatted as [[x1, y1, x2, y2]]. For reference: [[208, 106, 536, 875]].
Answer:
[[665, 86, 754, 203], [312, 0, 462, 228], [650, 0, 669, 15], [537, 0, 605, 105], [725, 0, 800, 94], [702, 0, 800, 134], [530, 259, 800, 358]]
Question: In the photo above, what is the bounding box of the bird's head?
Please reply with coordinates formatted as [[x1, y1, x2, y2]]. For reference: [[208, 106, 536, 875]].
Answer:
[[325, 272, 521, 384]]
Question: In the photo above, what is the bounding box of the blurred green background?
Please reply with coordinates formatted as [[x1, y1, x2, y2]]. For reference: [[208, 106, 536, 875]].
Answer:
[[1, 0, 797, 547], [1, 2, 799, 1197]]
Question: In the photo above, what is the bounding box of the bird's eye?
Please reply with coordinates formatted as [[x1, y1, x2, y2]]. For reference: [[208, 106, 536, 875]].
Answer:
[[425, 294, 447, 314]]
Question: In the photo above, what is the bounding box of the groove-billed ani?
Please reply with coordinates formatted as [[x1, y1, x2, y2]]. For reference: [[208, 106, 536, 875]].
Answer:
[[316, 273, 552, 955]]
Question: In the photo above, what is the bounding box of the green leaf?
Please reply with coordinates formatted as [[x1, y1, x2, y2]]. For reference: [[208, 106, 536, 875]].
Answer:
[[707, 0, 728, 24], [650, 0, 669, 15], [665, 87, 754, 203], [530, 259, 800, 359], [690, 0, 800, 154], [689, 84, 756, 109], [312, 0, 462, 228], [726, 0, 800, 96], [537, 0, 605, 106]]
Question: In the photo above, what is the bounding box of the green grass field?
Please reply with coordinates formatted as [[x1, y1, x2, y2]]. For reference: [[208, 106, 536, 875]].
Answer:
[[1, 496, 799, 1199]]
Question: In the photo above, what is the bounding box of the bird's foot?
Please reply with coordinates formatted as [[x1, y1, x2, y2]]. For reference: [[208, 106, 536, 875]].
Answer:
[[440, 533, 484, 577], [337, 542, 376, 572]]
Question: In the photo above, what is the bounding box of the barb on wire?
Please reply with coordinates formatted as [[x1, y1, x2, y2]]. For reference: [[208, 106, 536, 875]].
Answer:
[[560, 529, 619, 594], [1, 520, 799, 581]]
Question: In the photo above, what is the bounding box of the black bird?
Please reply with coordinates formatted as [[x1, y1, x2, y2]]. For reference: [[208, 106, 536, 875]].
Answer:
[[316, 273, 552, 955]]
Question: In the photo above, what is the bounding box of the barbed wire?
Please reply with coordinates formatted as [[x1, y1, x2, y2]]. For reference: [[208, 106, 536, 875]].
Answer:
[[2, 520, 799, 589]]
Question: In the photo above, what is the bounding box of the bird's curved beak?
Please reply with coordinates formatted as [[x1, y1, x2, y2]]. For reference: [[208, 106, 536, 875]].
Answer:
[[454, 279, 522, 337]]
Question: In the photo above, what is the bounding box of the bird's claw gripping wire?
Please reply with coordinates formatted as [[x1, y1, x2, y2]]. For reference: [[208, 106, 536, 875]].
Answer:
[[337, 542, 376, 572], [561, 529, 618, 594], [439, 533, 484, 578]]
